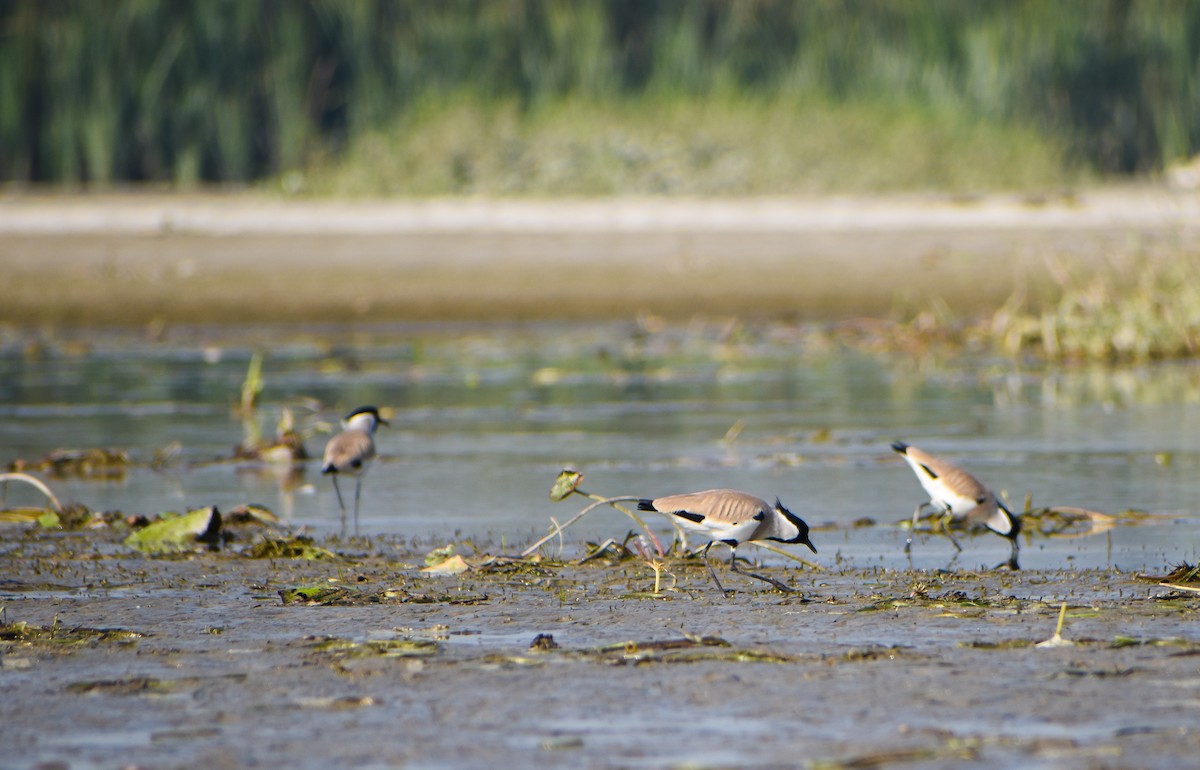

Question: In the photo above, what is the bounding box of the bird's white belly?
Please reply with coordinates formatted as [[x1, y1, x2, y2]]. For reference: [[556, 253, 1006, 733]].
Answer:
[[674, 515, 760, 543]]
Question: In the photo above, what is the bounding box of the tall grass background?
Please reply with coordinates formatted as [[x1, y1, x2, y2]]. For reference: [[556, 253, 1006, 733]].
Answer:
[[1, 0, 1198, 192]]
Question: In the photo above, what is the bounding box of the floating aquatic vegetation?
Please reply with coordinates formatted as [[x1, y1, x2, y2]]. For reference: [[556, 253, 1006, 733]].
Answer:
[[488, 634, 793, 667], [279, 585, 359, 605], [959, 638, 1036, 650], [124, 506, 222, 554], [307, 635, 441, 661], [903, 502, 1138, 541], [7, 448, 130, 480], [1137, 562, 1200, 595], [67, 677, 175, 695], [295, 695, 380, 709], [579, 635, 793, 665], [837, 646, 914, 663], [233, 406, 311, 463], [0, 618, 142, 650], [244, 535, 335, 560], [812, 740, 980, 770], [278, 583, 487, 606], [1021, 506, 1122, 538], [1109, 636, 1193, 649]]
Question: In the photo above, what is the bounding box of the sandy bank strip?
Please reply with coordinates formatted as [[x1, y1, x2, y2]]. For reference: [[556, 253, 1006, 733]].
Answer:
[[4, 187, 1199, 325], [2, 188, 1198, 235]]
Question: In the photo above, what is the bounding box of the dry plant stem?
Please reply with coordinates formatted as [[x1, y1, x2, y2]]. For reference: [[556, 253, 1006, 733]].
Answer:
[[1160, 583, 1200, 594], [748, 540, 824, 572], [573, 489, 666, 555], [0, 473, 63, 512], [521, 496, 641, 557]]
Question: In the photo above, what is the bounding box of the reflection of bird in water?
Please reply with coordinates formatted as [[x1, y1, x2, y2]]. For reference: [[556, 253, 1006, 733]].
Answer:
[[637, 489, 817, 595], [891, 441, 1020, 569], [322, 406, 388, 534]]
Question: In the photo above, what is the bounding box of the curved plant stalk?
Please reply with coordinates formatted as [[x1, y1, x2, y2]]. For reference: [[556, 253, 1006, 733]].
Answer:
[[572, 490, 667, 556], [522, 496, 641, 557], [547, 467, 668, 555], [0, 473, 63, 512], [748, 540, 824, 571]]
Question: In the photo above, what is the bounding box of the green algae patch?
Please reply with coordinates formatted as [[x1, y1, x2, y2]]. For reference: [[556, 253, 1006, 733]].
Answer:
[[278, 583, 487, 606], [1, 619, 143, 651], [581, 635, 793, 665], [7, 448, 131, 480], [279, 585, 359, 605], [67, 676, 176, 695], [245, 535, 336, 561], [959, 639, 1037, 650], [308, 635, 441, 662], [481, 634, 794, 667]]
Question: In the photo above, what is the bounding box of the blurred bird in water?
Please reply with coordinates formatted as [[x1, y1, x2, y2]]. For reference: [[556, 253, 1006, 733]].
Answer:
[[322, 406, 388, 534], [892, 441, 1020, 569]]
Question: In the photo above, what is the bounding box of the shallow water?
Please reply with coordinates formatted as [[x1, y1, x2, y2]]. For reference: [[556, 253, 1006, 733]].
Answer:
[[3, 321, 1200, 573]]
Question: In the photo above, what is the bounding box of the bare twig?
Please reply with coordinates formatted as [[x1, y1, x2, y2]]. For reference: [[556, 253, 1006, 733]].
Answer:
[[522, 496, 640, 557]]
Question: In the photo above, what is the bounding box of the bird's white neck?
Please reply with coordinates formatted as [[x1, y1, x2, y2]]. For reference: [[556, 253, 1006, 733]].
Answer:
[[344, 412, 379, 433]]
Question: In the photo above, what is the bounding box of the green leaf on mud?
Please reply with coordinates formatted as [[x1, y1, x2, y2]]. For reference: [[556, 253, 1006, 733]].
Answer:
[[309, 636, 440, 659], [124, 507, 222, 554], [421, 554, 470, 575], [424, 544, 457, 567], [36, 510, 61, 529], [279, 585, 354, 605]]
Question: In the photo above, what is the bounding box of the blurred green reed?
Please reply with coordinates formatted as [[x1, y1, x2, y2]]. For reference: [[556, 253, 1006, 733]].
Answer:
[[1, 0, 1196, 189]]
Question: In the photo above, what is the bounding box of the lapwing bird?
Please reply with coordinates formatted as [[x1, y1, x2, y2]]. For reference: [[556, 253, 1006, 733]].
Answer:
[[637, 489, 817, 595], [322, 406, 388, 533], [891, 441, 1020, 568]]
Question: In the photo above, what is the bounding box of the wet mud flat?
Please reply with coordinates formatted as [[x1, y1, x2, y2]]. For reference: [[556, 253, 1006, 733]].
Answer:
[[2, 532, 1198, 770]]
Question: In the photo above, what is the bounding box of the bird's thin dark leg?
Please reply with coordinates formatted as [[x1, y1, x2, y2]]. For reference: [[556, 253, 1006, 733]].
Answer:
[[353, 476, 364, 537], [1002, 537, 1021, 571], [700, 542, 729, 596], [905, 502, 934, 553], [728, 546, 796, 593], [331, 476, 347, 535], [934, 511, 963, 552]]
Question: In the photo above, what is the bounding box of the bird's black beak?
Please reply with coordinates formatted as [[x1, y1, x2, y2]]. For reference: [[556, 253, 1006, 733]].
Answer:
[[803, 538, 818, 554]]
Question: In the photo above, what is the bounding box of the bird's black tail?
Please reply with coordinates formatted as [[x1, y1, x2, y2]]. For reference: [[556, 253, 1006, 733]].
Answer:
[[636, 499, 656, 512], [890, 440, 909, 454]]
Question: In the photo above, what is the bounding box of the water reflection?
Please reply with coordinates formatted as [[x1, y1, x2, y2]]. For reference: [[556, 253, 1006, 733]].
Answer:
[[1, 322, 1199, 571]]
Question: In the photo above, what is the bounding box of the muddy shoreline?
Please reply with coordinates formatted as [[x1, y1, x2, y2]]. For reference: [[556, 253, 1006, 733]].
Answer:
[[3, 530, 1198, 770]]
